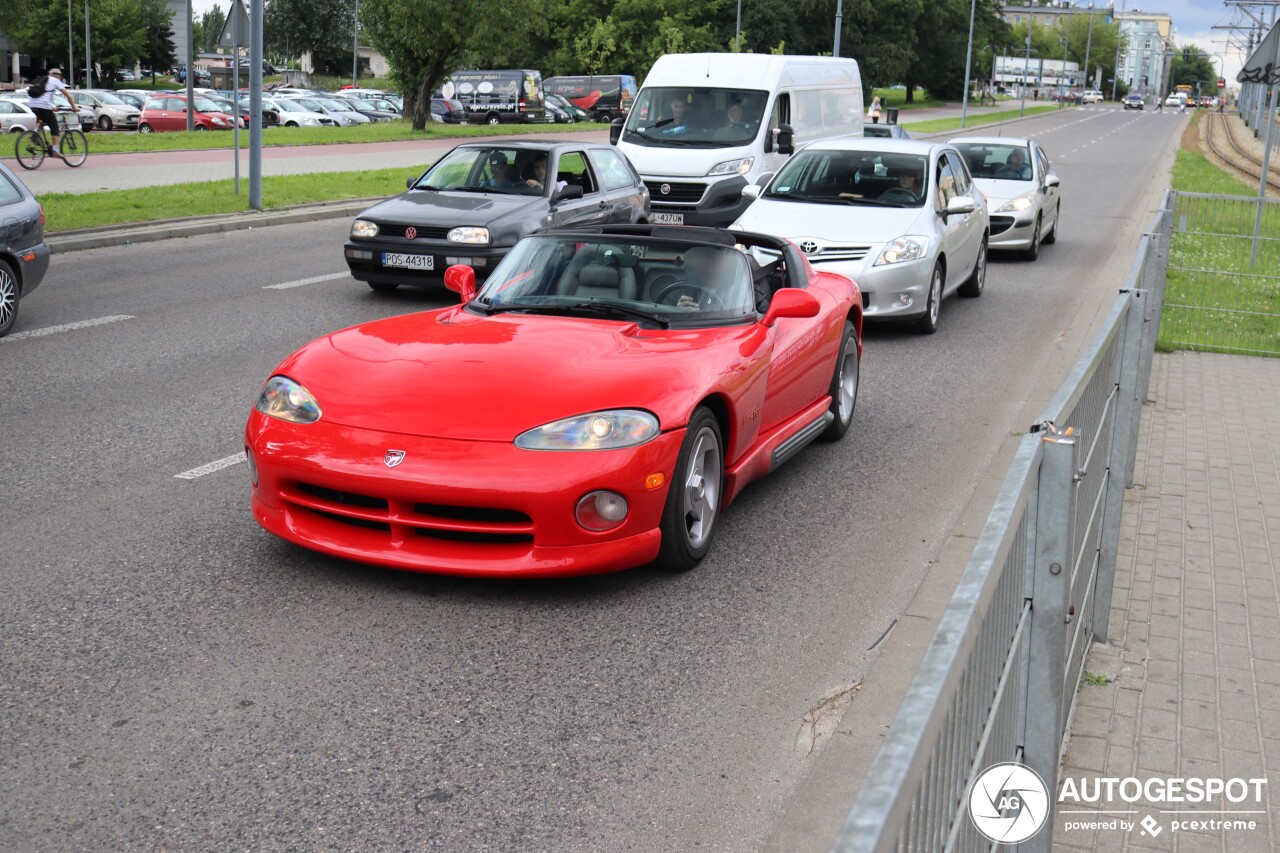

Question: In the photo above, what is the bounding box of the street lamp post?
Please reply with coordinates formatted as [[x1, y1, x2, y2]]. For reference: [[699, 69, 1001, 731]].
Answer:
[[1083, 4, 1095, 93], [67, 0, 74, 87], [1111, 26, 1123, 101], [736, 0, 742, 51], [960, 0, 978, 127], [351, 0, 359, 88], [84, 0, 91, 87], [1059, 27, 1069, 108], [1022, 13, 1034, 117], [833, 0, 843, 57]]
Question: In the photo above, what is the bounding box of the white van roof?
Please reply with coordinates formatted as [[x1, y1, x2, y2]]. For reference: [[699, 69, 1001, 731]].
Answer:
[[642, 53, 860, 90]]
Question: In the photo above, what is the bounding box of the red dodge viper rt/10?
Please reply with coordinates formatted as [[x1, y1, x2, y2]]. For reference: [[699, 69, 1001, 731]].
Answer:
[[245, 224, 863, 578]]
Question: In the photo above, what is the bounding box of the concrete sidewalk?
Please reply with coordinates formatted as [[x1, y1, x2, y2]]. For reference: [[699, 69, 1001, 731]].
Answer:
[[1055, 351, 1280, 851]]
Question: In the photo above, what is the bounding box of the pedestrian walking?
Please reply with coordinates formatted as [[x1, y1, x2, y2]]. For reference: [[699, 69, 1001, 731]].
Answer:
[[867, 96, 882, 124]]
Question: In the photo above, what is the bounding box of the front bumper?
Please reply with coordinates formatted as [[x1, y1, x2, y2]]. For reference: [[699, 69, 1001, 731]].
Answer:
[[988, 213, 1037, 249], [806, 251, 934, 320], [344, 239, 510, 285], [15, 241, 51, 297], [644, 175, 749, 228], [245, 414, 684, 577]]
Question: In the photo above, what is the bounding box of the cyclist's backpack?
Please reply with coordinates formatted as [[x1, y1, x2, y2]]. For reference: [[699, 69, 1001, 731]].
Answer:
[[27, 76, 49, 98]]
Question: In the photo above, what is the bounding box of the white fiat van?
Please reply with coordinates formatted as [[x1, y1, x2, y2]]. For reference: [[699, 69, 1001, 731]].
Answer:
[[612, 53, 863, 226]]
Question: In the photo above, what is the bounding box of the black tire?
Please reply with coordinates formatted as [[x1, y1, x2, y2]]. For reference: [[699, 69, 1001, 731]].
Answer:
[[959, 238, 987, 298], [914, 261, 944, 334], [1042, 204, 1059, 244], [655, 406, 723, 571], [0, 258, 19, 337], [285, 121, 299, 128], [14, 130, 44, 170], [367, 281, 399, 293], [485, 112, 501, 125], [59, 130, 88, 167], [1022, 215, 1041, 261], [138, 123, 153, 133], [819, 321, 859, 442], [194, 125, 207, 131], [97, 115, 113, 131], [597, 112, 612, 124]]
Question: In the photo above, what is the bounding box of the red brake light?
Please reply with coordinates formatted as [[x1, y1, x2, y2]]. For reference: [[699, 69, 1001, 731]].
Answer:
[[39, 203, 45, 227]]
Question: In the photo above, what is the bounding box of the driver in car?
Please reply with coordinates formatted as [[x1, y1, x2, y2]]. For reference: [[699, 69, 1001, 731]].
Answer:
[[672, 246, 751, 311]]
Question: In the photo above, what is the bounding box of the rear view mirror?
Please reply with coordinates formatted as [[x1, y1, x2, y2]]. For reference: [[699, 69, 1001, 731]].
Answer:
[[406, 176, 416, 189], [1045, 174, 1061, 188], [742, 185, 762, 200], [761, 287, 819, 327], [553, 184, 584, 202], [945, 196, 976, 217], [774, 124, 795, 156], [444, 264, 477, 304], [609, 118, 623, 146]]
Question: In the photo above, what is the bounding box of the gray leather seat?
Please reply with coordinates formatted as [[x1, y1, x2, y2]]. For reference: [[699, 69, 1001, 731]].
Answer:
[[555, 249, 638, 300]]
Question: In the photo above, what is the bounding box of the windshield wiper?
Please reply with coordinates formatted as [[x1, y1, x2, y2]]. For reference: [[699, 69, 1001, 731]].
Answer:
[[488, 302, 670, 327]]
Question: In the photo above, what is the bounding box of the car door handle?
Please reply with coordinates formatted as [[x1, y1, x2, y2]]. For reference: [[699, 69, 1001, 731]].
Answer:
[[598, 201, 608, 209]]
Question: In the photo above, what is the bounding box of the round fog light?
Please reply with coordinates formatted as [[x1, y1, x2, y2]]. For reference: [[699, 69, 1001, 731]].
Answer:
[[576, 490, 629, 532]]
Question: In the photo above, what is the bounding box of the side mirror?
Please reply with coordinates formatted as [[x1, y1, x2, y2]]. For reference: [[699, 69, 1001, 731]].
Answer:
[[755, 172, 774, 187], [1045, 173, 1061, 189], [609, 118, 623, 145], [553, 184, 584, 202], [742, 184, 762, 200], [406, 176, 416, 189], [945, 195, 976, 217], [760, 288, 820, 327], [774, 123, 795, 156], [444, 264, 477, 304]]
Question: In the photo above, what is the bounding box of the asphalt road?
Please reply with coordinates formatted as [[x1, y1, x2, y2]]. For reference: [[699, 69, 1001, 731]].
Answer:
[[0, 106, 1184, 852]]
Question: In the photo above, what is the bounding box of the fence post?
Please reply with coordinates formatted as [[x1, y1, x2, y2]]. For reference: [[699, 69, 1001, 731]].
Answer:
[[1126, 197, 1171, 487], [1021, 428, 1078, 852], [1092, 291, 1145, 643]]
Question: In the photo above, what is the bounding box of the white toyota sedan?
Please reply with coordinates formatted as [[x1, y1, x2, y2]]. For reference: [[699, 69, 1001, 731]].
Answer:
[[948, 136, 1060, 260], [732, 138, 989, 334]]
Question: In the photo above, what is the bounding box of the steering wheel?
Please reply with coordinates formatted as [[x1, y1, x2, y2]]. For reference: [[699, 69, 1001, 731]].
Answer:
[[880, 187, 919, 204], [654, 280, 723, 309], [995, 166, 1024, 180]]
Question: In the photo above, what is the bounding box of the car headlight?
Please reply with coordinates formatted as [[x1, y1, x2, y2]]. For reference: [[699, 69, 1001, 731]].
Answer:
[[874, 236, 930, 266], [351, 219, 379, 239], [515, 410, 659, 451], [706, 157, 754, 177], [997, 194, 1036, 213], [254, 376, 321, 424], [448, 226, 490, 245], [211, 118, 227, 126], [301, 117, 320, 125]]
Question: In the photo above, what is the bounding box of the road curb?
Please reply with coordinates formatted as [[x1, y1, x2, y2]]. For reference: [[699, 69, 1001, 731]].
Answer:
[[46, 198, 381, 254]]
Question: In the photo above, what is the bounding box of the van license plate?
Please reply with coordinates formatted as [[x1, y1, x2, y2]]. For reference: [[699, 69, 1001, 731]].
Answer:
[[652, 213, 684, 225], [383, 253, 434, 270]]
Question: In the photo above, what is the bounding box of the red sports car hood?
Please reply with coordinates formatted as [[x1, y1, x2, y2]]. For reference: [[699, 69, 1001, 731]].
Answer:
[[275, 307, 763, 441]]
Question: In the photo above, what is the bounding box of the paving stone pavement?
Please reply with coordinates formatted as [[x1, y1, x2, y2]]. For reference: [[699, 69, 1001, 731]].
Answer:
[[1054, 351, 1280, 852]]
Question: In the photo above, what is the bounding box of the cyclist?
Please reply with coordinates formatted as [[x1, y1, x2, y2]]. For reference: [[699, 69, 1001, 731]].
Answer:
[[28, 68, 76, 158]]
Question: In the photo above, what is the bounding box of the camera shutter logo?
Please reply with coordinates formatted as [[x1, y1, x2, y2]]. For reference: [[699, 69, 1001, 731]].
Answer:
[[968, 762, 1050, 843]]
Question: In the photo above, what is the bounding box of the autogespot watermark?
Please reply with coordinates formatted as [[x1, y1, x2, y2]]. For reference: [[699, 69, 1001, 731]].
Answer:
[[966, 763, 1270, 843]]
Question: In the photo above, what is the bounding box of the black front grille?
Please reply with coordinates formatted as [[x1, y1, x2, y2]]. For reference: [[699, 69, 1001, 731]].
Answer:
[[415, 503, 532, 524], [644, 181, 705, 203], [989, 216, 1015, 236], [379, 224, 451, 240], [414, 528, 533, 544], [297, 482, 388, 509]]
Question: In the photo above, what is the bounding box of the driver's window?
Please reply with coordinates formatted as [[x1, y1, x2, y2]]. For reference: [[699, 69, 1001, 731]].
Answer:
[[936, 158, 957, 209], [556, 151, 598, 195]]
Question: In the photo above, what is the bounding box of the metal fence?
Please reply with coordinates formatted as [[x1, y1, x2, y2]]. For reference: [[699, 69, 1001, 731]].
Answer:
[[832, 194, 1173, 852], [1161, 191, 1280, 357]]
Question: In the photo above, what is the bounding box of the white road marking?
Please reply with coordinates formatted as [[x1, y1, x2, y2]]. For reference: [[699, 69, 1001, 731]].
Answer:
[[264, 272, 350, 290], [175, 452, 247, 480], [1, 314, 135, 342]]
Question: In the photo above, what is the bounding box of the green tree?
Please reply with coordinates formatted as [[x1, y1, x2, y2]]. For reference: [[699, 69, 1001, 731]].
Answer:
[[140, 0, 177, 80], [201, 5, 227, 53], [0, 0, 150, 84], [265, 0, 356, 75], [1167, 46, 1216, 98]]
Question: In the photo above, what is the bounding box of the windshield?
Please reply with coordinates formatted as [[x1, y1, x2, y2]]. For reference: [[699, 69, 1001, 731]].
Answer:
[[275, 100, 308, 113], [951, 143, 1032, 182], [193, 98, 225, 113], [622, 87, 767, 148], [415, 147, 548, 194], [94, 92, 126, 105], [291, 98, 325, 112], [318, 98, 355, 111], [766, 149, 929, 208], [474, 236, 759, 325]]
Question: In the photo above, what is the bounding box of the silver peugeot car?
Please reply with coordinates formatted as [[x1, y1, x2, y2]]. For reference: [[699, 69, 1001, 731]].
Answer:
[[0, 159, 50, 337], [732, 137, 989, 334], [948, 136, 1060, 260]]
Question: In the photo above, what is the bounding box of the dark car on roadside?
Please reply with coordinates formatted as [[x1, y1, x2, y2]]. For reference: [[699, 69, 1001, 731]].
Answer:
[[344, 140, 651, 291], [0, 160, 50, 337], [430, 97, 465, 123]]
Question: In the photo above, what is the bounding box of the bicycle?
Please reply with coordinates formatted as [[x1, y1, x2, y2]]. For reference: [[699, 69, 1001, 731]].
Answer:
[[14, 110, 88, 170]]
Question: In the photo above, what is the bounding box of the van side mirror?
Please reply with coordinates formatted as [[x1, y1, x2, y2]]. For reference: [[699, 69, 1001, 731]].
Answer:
[[774, 124, 795, 156], [609, 118, 623, 145], [444, 264, 477, 303]]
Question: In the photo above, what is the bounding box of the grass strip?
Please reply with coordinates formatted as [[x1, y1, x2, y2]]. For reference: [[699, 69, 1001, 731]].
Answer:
[[42, 165, 426, 232], [1, 120, 608, 157], [904, 105, 1065, 134], [1158, 119, 1280, 357]]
